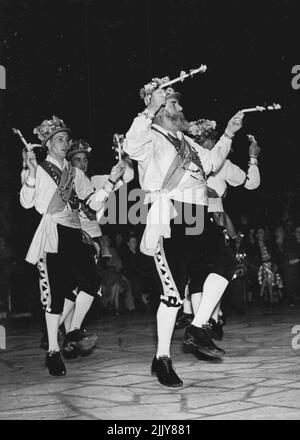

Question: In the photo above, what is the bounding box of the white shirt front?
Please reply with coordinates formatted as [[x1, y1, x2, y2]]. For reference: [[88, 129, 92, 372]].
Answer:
[[123, 115, 232, 206], [20, 155, 106, 215]]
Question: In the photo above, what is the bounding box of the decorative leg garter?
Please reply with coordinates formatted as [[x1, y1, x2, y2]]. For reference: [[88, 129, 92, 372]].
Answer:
[[154, 238, 183, 308], [37, 253, 52, 313]]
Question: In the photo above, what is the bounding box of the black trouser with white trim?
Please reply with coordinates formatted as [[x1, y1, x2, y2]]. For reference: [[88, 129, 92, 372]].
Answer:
[[154, 203, 235, 307], [37, 225, 99, 314]]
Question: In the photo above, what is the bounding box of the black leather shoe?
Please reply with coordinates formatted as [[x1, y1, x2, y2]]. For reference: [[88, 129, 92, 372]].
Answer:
[[175, 313, 193, 330], [207, 318, 224, 341], [151, 356, 183, 387], [62, 342, 79, 359], [183, 324, 225, 359], [45, 351, 66, 376], [64, 329, 98, 356]]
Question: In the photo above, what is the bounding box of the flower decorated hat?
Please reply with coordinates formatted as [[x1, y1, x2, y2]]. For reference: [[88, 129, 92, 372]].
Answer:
[[66, 139, 92, 161], [188, 119, 218, 143], [139, 76, 181, 106], [33, 115, 71, 147]]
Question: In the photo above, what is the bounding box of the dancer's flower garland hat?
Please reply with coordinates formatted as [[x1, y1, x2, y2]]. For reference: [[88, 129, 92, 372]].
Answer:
[[188, 119, 218, 143], [139, 76, 181, 106], [33, 115, 71, 147], [66, 139, 92, 161]]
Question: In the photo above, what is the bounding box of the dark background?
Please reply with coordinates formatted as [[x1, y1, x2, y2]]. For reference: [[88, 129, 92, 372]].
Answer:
[[0, 0, 300, 260]]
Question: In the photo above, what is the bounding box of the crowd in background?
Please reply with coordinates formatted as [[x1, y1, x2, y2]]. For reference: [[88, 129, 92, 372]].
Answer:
[[222, 218, 300, 314], [1, 200, 300, 320], [94, 214, 300, 317], [95, 229, 160, 316]]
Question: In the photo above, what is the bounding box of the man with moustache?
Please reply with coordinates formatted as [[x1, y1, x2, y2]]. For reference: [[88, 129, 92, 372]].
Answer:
[[20, 116, 118, 376], [123, 79, 244, 387]]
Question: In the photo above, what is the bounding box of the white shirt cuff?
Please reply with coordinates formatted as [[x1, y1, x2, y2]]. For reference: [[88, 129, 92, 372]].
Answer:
[[249, 157, 258, 165], [26, 176, 36, 186]]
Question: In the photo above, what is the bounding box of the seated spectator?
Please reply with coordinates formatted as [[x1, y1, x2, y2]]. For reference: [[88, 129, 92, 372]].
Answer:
[[114, 232, 127, 262], [122, 235, 149, 311], [283, 224, 300, 306], [97, 235, 135, 314], [272, 224, 286, 280], [255, 226, 283, 305], [0, 236, 13, 314], [227, 230, 258, 314]]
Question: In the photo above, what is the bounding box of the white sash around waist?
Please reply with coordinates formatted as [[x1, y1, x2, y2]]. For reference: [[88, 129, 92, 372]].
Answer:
[[140, 186, 206, 256], [26, 210, 81, 265]]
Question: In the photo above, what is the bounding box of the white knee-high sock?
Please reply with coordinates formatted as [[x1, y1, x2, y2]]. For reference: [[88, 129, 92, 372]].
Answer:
[[69, 291, 94, 332], [191, 292, 203, 315], [156, 303, 179, 358], [192, 274, 228, 328], [64, 309, 75, 334], [59, 298, 75, 329], [182, 296, 193, 314], [211, 300, 221, 322], [45, 312, 60, 351], [182, 284, 193, 314]]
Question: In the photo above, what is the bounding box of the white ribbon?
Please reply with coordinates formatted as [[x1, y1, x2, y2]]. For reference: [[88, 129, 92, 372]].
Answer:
[[140, 188, 184, 256], [26, 211, 80, 265]]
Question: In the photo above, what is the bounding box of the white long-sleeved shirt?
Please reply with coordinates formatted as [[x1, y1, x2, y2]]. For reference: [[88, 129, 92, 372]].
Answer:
[[123, 115, 232, 206], [20, 155, 108, 215], [207, 158, 260, 212]]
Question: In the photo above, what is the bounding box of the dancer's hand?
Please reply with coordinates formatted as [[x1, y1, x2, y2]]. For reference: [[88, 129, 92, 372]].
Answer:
[[248, 135, 261, 158], [109, 160, 126, 183], [147, 88, 166, 115], [24, 150, 37, 176], [225, 111, 244, 136]]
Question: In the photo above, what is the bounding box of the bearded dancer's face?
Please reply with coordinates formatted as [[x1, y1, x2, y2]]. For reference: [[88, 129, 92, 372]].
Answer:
[[163, 98, 189, 131]]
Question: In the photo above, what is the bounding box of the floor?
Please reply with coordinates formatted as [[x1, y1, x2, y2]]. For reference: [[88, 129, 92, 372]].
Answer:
[[0, 307, 300, 420]]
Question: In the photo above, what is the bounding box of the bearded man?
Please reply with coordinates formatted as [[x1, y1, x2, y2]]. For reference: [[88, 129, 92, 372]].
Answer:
[[123, 79, 243, 387]]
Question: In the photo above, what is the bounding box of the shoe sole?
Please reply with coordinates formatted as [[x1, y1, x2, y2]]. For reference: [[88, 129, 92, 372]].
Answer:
[[48, 370, 66, 376], [151, 370, 183, 387], [62, 350, 79, 360], [64, 335, 98, 356], [183, 339, 225, 359]]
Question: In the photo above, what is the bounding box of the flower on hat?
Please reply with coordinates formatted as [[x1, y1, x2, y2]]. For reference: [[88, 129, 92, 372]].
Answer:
[[139, 76, 170, 100], [188, 119, 218, 142], [33, 115, 70, 146], [139, 76, 176, 106]]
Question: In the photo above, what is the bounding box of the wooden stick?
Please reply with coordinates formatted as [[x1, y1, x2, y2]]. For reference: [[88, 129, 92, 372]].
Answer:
[[158, 65, 207, 89], [12, 128, 42, 151], [12, 128, 30, 150], [241, 103, 281, 113]]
